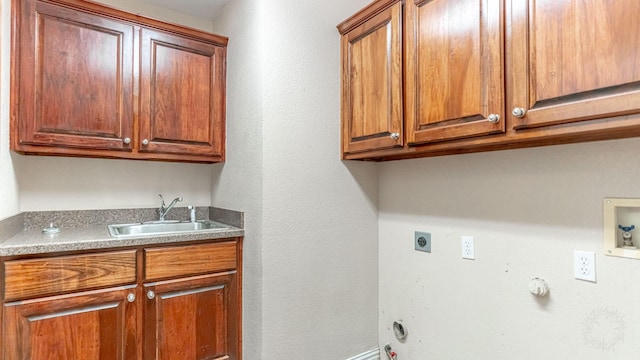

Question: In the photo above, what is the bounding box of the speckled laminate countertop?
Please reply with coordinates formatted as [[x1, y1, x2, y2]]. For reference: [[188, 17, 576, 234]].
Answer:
[[0, 207, 244, 256]]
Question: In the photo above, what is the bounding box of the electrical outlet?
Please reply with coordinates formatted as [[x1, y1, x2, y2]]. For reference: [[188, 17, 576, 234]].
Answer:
[[574, 250, 596, 282], [462, 236, 475, 259], [415, 231, 431, 253]]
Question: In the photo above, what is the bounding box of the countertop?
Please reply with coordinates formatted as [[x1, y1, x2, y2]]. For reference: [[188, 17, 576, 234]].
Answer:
[[0, 207, 244, 256]]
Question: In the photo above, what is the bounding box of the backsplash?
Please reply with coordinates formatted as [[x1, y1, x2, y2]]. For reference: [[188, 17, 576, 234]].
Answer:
[[0, 206, 243, 235]]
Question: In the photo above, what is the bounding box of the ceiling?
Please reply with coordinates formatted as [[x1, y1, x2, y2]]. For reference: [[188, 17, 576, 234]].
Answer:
[[140, 0, 229, 20]]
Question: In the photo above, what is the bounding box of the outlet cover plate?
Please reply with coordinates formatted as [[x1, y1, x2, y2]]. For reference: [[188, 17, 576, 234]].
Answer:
[[415, 231, 431, 253], [462, 236, 475, 259], [574, 250, 596, 282]]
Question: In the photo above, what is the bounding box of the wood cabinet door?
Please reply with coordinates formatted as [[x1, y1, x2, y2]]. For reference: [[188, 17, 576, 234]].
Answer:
[[405, 0, 505, 144], [340, 1, 403, 155], [143, 272, 239, 360], [509, 0, 640, 129], [3, 286, 137, 360], [139, 29, 226, 161], [14, 0, 135, 151]]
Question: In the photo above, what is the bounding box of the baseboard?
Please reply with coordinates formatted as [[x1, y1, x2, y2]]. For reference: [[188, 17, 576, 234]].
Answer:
[[345, 347, 380, 360]]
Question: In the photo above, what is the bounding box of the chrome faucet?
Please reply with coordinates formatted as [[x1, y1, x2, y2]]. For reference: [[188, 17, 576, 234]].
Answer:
[[158, 194, 183, 221]]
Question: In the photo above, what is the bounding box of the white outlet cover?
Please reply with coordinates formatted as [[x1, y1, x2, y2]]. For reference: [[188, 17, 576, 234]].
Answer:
[[574, 250, 596, 282], [462, 236, 475, 260]]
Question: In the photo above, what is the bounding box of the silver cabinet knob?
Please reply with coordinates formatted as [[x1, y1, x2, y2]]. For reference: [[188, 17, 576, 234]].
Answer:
[[147, 290, 155, 300], [390, 133, 400, 140], [487, 114, 500, 123], [123, 137, 131, 145], [127, 293, 136, 302], [142, 139, 149, 146], [512, 107, 526, 118]]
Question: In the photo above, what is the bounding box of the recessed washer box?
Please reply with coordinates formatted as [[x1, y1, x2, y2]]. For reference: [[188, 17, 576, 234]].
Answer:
[[604, 198, 640, 260]]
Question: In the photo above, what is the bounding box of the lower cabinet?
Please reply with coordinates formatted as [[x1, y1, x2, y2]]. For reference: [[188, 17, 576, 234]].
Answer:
[[1, 238, 242, 360], [4, 286, 137, 359], [142, 241, 240, 360], [144, 273, 239, 360]]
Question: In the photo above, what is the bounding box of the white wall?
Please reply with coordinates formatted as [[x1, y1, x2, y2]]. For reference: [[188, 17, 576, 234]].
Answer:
[[0, 0, 20, 220], [9, 0, 215, 212], [212, 0, 380, 358], [17, 157, 214, 210], [379, 138, 640, 359], [93, 0, 214, 32], [260, 1, 379, 359], [210, 1, 265, 358]]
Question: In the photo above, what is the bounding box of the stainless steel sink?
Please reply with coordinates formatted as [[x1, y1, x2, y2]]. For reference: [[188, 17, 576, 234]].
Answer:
[[108, 220, 231, 238]]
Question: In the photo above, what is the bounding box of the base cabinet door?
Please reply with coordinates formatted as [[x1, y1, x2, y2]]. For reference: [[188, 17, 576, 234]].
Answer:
[[143, 272, 239, 360], [3, 286, 137, 360]]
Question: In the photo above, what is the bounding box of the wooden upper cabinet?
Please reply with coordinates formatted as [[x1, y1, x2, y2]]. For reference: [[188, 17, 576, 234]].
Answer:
[[509, 0, 640, 129], [339, 0, 640, 160], [11, 0, 228, 163], [140, 29, 226, 160], [13, 0, 134, 151], [338, 0, 403, 155], [405, 0, 505, 145]]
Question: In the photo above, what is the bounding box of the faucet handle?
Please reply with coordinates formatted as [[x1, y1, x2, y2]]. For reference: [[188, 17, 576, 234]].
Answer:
[[158, 194, 166, 207], [188, 205, 196, 222]]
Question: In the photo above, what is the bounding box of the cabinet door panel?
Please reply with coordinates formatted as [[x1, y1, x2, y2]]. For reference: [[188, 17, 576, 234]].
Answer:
[[144, 273, 239, 360], [3, 286, 137, 360], [16, 0, 134, 150], [140, 29, 226, 159], [341, 1, 403, 154], [510, 0, 640, 129], [406, 0, 505, 144]]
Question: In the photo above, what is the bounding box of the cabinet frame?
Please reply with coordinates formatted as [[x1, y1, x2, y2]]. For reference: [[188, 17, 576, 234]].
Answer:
[[10, 0, 228, 163], [1, 237, 243, 360], [338, 0, 640, 161]]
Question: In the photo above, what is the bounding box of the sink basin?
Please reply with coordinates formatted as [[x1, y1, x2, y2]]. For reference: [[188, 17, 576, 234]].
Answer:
[[108, 220, 231, 238]]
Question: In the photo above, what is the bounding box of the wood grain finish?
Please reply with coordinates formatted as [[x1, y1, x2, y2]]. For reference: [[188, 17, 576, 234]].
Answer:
[[144, 241, 237, 281], [405, 0, 505, 144], [14, 0, 134, 150], [139, 28, 226, 159], [339, 0, 403, 154], [2, 238, 242, 359], [510, 0, 640, 129], [144, 273, 239, 360], [11, 0, 227, 163], [3, 286, 137, 359], [338, 0, 640, 160], [4, 250, 136, 301]]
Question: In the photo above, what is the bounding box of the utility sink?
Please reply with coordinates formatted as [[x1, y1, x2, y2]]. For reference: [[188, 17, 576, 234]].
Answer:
[[108, 220, 231, 238]]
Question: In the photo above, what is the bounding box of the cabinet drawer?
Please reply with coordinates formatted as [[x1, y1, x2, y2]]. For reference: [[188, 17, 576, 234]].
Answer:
[[4, 250, 137, 301], [144, 241, 237, 281]]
